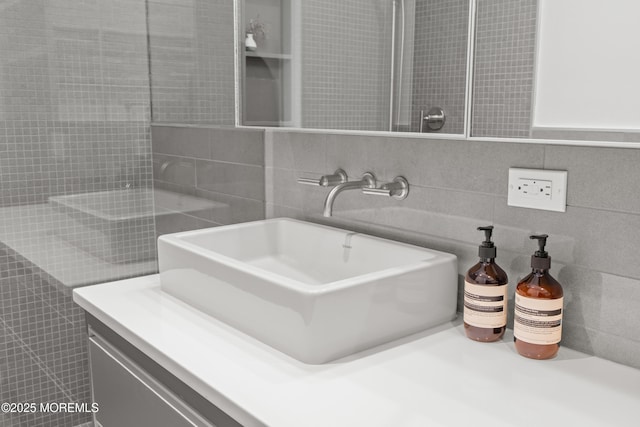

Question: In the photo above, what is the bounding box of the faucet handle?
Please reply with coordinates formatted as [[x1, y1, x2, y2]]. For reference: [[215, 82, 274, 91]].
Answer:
[[297, 169, 348, 187], [362, 176, 409, 200]]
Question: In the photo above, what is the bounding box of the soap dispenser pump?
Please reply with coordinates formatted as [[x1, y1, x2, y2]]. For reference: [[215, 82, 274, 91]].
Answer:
[[514, 234, 564, 360], [464, 226, 509, 342]]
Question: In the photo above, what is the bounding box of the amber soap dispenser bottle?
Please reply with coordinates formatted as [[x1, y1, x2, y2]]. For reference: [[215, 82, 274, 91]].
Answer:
[[463, 226, 509, 342], [514, 234, 564, 360]]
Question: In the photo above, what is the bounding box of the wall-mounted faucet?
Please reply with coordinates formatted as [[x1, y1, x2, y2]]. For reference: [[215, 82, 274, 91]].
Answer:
[[297, 169, 348, 187], [363, 176, 410, 200], [298, 171, 409, 217], [297, 170, 377, 217], [323, 172, 376, 217]]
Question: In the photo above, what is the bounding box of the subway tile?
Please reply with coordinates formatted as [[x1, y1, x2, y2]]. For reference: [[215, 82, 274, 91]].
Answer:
[[264, 130, 275, 168], [554, 268, 640, 343], [155, 212, 220, 237], [326, 134, 423, 185], [588, 331, 640, 370], [264, 165, 274, 205], [153, 154, 196, 187], [330, 185, 495, 246], [151, 125, 210, 158], [269, 131, 327, 173], [270, 168, 329, 211], [493, 197, 640, 279], [266, 203, 305, 220], [406, 186, 495, 222], [560, 325, 640, 370], [326, 136, 545, 194], [194, 189, 265, 225], [326, 133, 379, 178], [544, 145, 640, 214], [153, 180, 197, 196], [598, 275, 640, 342], [414, 139, 544, 194], [195, 159, 265, 201], [209, 127, 264, 165]]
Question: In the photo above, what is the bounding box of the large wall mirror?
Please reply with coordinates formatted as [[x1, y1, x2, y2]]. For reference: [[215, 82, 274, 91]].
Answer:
[[471, 0, 640, 143], [148, 0, 640, 145], [239, 0, 471, 135]]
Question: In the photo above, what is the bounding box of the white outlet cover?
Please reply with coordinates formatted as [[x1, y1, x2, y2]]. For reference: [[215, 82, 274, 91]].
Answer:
[[508, 168, 568, 212]]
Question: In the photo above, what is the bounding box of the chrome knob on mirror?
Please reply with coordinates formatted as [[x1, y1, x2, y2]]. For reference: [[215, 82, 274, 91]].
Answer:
[[419, 107, 446, 132]]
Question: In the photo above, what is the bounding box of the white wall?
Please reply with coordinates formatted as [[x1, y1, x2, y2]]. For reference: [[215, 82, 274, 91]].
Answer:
[[533, 0, 640, 130]]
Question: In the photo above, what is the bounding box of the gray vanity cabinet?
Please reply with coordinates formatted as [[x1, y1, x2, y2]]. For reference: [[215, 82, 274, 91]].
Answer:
[[89, 332, 215, 427]]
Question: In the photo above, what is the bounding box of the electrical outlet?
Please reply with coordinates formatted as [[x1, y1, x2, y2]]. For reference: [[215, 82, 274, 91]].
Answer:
[[516, 178, 552, 199], [508, 168, 567, 212]]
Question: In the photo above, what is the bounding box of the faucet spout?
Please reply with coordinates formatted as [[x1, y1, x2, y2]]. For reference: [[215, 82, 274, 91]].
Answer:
[[323, 173, 376, 217]]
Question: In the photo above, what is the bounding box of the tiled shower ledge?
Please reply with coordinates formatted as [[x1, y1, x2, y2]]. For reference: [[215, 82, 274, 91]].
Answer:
[[74, 275, 640, 427]]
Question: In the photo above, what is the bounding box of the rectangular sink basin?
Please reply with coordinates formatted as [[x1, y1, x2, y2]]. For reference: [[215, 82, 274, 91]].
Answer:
[[158, 218, 458, 364]]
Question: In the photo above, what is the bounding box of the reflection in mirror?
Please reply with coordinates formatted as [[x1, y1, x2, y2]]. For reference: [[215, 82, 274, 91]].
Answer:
[[148, 0, 236, 125], [472, 0, 640, 143], [240, 0, 470, 134]]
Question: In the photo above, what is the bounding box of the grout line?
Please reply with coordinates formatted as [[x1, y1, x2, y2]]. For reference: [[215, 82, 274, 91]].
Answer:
[[564, 204, 640, 218], [493, 195, 640, 218], [0, 319, 77, 402], [154, 152, 263, 168], [191, 187, 266, 203]]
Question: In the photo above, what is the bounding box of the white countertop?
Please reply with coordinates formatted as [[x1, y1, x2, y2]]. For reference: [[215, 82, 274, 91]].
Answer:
[[74, 275, 640, 427]]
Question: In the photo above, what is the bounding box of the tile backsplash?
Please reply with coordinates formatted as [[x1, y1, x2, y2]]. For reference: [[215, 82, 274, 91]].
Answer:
[[264, 128, 640, 369], [151, 125, 266, 236]]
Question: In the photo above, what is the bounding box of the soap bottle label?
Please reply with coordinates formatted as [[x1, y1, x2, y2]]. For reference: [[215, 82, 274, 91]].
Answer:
[[463, 281, 508, 328], [514, 294, 564, 345]]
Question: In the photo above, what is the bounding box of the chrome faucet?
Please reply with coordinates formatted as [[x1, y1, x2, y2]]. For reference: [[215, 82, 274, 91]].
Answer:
[[362, 176, 409, 200], [297, 169, 348, 187], [323, 172, 376, 217]]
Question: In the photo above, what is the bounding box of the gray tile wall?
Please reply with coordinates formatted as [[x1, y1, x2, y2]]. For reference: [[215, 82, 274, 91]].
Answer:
[[148, 0, 235, 125], [265, 128, 640, 370], [472, 0, 538, 138], [301, 0, 393, 131], [0, 248, 90, 427], [411, 0, 469, 134], [0, 1, 154, 425], [152, 125, 266, 236]]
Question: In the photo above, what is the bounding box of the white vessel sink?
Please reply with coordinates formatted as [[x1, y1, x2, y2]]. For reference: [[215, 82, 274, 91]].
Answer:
[[158, 218, 458, 364]]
